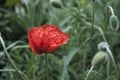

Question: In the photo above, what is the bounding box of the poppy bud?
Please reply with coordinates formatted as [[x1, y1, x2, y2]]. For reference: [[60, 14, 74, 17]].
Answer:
[[97, 41, 109, 51], [92, 51, 107, 67], [109, 15, 119, 31], [50, 0, 63, 9]]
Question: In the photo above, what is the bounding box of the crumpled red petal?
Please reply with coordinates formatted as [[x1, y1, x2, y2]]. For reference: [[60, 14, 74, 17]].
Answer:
[[28, 24, 69, 55]]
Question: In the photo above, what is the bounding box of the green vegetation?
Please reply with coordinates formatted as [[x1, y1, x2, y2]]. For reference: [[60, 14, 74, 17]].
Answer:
[[0, 0, 120, 80]]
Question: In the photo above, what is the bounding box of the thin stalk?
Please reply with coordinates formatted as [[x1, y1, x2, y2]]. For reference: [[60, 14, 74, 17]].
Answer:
[[90, 0, 95, 39], [82, 0, 96, 46], [106, 47, 119, 80], [83, 53, 87, 78], [0, 33, 28, 80], [0, 69, 16, 72], [85, 66, 94, 80], [107, 56, 110, 79], [45, 53, 48, 80]]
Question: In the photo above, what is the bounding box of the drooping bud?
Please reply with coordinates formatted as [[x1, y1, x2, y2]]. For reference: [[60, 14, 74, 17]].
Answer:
[[97, 41, 119, 79], [97, 41, 109, 51], [107, 6, 119, 31], [50, 0, 63, 9], [109, 15, 119, 31], [92, 51, 107, 67]]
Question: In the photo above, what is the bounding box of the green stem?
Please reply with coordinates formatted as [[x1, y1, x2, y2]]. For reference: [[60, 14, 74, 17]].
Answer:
[[90, 0, 95, 39], [0, 69, 16, 72], [107, 56, 110, 79], [85, 66, 94, 80], [106, 47, 119, 80], [0, 33, 28, 80], [83, 0, 95, 46], [83, 53, 87, 78], [45, 53, 48, 80]]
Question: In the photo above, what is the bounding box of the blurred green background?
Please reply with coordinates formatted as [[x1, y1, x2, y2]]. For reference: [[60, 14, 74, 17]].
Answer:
[[0, 0, 120, 80]]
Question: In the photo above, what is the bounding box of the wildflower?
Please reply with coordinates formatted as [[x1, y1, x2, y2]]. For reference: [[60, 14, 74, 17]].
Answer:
[[28, 24, 69, 54]]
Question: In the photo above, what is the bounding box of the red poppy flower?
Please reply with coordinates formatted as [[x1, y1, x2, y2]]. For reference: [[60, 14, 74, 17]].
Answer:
[[28, 24, 69, 55]]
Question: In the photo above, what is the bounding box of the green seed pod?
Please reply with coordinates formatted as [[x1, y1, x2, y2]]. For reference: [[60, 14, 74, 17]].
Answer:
[[98, 41, 109, 51], [50, 0, 63, 9], [109, 15, 119, 31], [92, 51, 107, 67]]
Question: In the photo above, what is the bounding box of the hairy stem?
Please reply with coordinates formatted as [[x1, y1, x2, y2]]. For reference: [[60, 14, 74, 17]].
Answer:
[[85, 66, 94, 80], [106, 47, 119, 80]]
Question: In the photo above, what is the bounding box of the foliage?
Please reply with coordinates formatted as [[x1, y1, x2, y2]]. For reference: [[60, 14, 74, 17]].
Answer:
[[0, 0, 120, 80]]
